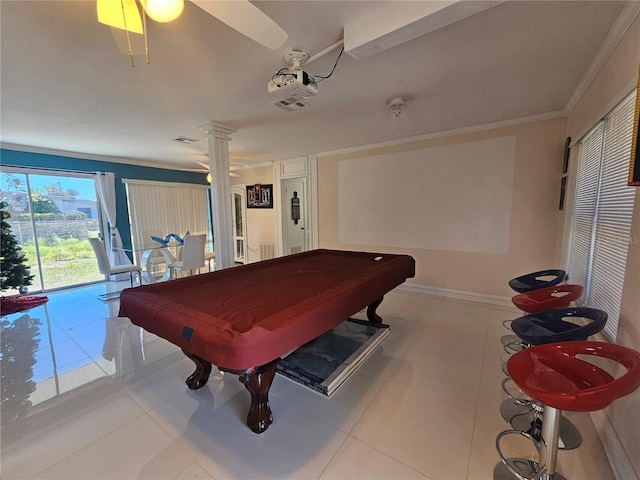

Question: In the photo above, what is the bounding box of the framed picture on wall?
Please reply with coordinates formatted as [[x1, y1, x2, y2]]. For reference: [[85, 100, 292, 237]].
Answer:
[[629, 67, 640, 186], [247, 184, 273, 208]]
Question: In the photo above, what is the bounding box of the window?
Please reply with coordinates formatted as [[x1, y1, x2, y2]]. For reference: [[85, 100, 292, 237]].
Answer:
[[0, 168, 103, 291], [567, 91, 637, 340], [123, 179, 212, 265]]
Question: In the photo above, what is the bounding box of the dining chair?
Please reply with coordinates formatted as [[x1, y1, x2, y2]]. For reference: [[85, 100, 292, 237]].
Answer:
[[169, 234, 206, 278], [89, 237, 142, 287], [143, 229, 168, 277], [205, 251, 216, 271]]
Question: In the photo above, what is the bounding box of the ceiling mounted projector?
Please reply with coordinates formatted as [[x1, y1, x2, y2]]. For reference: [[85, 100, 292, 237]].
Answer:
[[268, 49, 318, 110], [268, 69, 318, 101]]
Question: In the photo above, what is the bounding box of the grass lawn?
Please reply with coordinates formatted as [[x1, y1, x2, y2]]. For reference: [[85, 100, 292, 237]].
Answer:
[[21, 238, 104, 290]]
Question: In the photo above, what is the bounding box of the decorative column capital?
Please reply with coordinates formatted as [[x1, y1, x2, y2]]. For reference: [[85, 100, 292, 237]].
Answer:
[[198, 121, 237, 141]]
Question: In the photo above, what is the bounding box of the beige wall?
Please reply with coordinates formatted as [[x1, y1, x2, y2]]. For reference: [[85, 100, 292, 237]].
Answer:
[[231, 165, 277, 263], [564, 13, 640, 477], [613, 192, 640, 477], [318, 118, 566, 298], [567, 14, 640, 140]]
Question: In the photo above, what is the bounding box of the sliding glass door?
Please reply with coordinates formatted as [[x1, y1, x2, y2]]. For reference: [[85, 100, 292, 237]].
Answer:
[[1, 168, 104, 292]]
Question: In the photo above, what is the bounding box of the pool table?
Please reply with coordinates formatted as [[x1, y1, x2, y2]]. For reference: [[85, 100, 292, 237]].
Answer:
[[118, 249, 415, 433]]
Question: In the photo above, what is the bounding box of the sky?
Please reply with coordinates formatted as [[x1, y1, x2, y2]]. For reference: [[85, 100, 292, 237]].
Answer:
[[1, 173, 97, 201]]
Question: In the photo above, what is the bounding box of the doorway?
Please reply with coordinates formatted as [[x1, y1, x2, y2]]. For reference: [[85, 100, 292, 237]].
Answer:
[[231, 185, 247, 263], [281, 178, 308, 255]]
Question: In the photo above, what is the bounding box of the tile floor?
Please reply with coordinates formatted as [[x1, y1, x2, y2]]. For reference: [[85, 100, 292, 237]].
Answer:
[[1, 281, 615, 480]]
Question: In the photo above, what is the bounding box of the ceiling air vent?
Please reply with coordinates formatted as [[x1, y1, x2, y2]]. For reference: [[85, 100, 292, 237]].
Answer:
[[172, 136, 198, 144], [273, 97, 310, 111]]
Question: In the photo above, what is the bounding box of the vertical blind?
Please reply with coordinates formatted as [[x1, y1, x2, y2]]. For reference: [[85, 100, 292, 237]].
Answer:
[[124, 180, 210, 262], [567, 122, 604, 292], [567, 91, 637, 340]]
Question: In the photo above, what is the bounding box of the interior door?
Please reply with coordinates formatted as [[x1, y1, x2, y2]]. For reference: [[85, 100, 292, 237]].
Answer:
[[282, 178, 308, 255], [231, 186, 247, 263]]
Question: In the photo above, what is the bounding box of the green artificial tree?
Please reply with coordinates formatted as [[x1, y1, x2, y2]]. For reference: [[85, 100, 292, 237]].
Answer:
[[1, 201, 34, 294]]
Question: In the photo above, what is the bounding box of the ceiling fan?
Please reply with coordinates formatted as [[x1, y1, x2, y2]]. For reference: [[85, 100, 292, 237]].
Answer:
[[97, 0, 288, 66], [193, 160, 244, 182]]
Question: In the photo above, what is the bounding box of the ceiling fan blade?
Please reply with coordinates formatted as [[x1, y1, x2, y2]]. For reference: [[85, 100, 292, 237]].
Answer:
[[194, 160, 209, 170], [194, 160, 244, 177], [97, 0, 143, 34], [190, 0, 287, 50]]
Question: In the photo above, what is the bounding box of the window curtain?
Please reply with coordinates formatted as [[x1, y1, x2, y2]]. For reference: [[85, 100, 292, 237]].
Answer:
[[567, 91, 637, 340], [123, 180, 210, 265], [95, 172, 132, 271]]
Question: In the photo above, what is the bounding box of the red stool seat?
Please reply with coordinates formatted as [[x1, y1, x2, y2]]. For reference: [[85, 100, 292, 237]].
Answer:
[[507, 341, 640, 412], [511, 284, 584, 313]]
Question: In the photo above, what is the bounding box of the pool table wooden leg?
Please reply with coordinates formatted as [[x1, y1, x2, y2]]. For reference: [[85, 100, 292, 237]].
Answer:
[[367, 297, 384, 324], [182, 349, 213, 389], [235, 359, 279, 434]]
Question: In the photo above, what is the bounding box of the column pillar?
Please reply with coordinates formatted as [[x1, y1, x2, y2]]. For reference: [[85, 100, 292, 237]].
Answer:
[[199, 121, 237, 270]]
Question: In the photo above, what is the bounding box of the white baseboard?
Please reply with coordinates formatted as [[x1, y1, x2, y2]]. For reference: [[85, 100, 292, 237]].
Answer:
[[590, 409, 639, 480], [398, 282, 513, 308]]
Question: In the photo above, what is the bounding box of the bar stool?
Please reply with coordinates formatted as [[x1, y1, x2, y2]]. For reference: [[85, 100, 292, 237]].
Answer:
[[508, 270, 566, 293], [500, 292, 588, 373], [500, 307, 608, 449], [511, 284, 583, 314], [503, 270, 567, 350], [511, 307, 606, 343], [495, 341, 640, 480]]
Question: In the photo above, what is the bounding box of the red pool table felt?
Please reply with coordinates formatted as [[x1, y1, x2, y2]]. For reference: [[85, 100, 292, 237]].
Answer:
[[118, 249, 416, 371]]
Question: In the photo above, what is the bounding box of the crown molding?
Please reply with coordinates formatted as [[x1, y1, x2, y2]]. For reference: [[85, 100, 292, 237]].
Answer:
[[564, 1, 640, 117], [0, 142, 196, 173], [316, 109, 565, 158]]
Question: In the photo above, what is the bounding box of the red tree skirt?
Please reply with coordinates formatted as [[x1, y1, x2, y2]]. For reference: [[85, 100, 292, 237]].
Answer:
[[1, 295, 49, 316]]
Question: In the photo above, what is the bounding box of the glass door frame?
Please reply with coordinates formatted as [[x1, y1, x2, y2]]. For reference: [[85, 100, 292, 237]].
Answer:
[[231, 185, 247, 264], [0, 166, 106, 292]]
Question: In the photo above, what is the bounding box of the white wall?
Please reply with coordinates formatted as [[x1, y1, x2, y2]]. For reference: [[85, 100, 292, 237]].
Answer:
[[319, 117, 565, 299], [338, 136, 516, 254]]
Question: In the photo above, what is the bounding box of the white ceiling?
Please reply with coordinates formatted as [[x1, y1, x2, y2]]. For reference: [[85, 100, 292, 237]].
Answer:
[[0, 1, 632, 172]]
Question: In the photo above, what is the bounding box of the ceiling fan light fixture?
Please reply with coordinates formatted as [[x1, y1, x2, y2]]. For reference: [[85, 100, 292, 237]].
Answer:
[[386, 95, 409, 137], [386, 96, 407, 117], [141, 0, 184, 23], [97, 0, 143, 34]]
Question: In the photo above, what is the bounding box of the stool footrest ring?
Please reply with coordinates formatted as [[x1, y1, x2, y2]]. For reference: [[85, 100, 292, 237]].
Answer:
[[495, 430, 545, 480], [502, 377, 532, 406]]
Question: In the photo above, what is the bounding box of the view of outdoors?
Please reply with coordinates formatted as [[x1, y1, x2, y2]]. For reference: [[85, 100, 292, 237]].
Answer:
[[1, 171, 103, 292]]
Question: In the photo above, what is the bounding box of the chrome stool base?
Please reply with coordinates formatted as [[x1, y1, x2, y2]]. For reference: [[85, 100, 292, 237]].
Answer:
[[496, 409, 566, 480], [494, 460, 567, 480], [499, 400, 582, 450]]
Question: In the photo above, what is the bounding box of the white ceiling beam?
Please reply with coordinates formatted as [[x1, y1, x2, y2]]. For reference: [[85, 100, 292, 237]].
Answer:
[[344, 1, 504, 60]]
